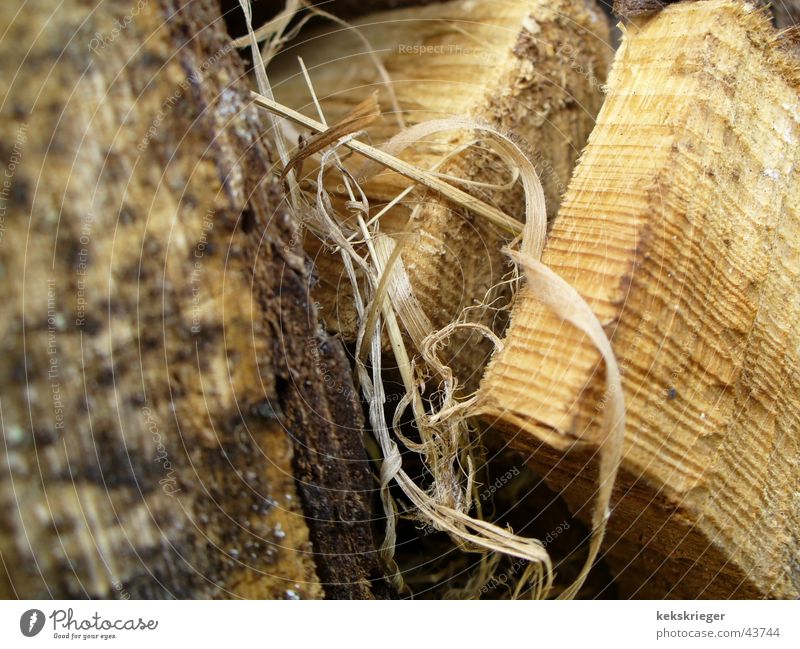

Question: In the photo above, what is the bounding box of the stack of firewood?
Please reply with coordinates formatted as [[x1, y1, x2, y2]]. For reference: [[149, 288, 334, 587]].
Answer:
[[1, 0, 798, 599]]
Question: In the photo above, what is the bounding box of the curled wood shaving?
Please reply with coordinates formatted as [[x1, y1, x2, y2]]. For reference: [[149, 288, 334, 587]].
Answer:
[[247, 43, 624, 598]]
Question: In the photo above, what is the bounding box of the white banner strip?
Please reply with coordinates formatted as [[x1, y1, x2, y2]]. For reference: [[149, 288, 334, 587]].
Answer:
[[0, 600, 797, 647]]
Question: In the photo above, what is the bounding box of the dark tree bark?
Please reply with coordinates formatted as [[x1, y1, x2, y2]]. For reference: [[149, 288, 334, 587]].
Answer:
[[0, 0, 387, 599], [613, 0, 800, 25]]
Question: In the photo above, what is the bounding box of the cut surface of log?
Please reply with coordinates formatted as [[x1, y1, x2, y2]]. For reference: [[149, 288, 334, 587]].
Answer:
[[270, 0, 611, 385], [477, 0, 800, 598], [0, 0, 386, 599]]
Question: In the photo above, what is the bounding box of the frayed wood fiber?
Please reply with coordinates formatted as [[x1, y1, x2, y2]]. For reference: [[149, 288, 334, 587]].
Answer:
[[269, 0, 612, 386]]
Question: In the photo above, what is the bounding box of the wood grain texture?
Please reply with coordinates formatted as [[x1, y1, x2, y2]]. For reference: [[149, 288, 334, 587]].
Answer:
[[269, 0, 612, 387], [0, 0, 386, 599], [478, 0, 800, 598]]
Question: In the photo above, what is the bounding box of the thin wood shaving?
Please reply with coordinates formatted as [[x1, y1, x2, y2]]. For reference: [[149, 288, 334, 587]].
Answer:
[[280, 92, 380, 179]]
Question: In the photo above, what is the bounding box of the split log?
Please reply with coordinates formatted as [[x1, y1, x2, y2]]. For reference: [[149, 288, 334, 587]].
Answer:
[[0, 0, 388, 599], [269, 0, 611, 384], [477, 0, 800, 598]]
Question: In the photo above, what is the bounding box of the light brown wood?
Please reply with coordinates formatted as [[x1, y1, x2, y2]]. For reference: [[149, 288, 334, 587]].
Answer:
[[0, 0, 387, 599], [477, 0, 800, 598], [269, 0, 612, 386]]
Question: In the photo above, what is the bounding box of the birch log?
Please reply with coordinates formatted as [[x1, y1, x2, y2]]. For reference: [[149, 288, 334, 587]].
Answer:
[[478, 0, 800, 598]]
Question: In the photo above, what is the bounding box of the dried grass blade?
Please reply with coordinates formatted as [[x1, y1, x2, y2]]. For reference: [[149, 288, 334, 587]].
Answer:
[[250, 91, 523, 235], [280, 91, 380, 179]]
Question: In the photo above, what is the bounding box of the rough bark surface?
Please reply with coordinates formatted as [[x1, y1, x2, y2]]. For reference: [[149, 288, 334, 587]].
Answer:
[[478, 0, 800, 598], [0, 0, 386, 599], [613, 0, 680, 15], [614, 0, 800, 26]]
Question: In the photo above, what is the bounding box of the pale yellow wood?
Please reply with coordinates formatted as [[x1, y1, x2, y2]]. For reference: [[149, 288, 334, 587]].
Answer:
[[269, 0, 611, 383], [478, 0, 800, 598]]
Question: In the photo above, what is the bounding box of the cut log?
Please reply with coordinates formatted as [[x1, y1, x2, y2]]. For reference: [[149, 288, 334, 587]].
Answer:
[[477, 0, 800, 598], [0, 0, 388, 599], [269, 0, 611, 385]]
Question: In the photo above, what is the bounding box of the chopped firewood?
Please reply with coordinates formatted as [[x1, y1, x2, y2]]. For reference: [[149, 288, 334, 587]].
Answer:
[[269, 0, 611, 384], [0, 0, 388, 599], [8, 0, 800, 602], [477, 0, 800, 598]]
